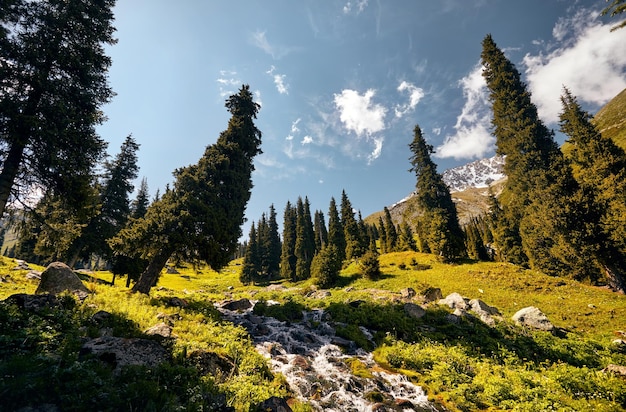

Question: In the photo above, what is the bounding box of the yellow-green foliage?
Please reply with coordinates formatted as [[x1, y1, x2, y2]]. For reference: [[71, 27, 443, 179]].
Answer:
[[3, 250, 626, 411]]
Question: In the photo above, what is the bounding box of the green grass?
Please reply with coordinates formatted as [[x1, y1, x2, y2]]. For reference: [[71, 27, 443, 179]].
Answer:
[[1, 252, 626, 411]]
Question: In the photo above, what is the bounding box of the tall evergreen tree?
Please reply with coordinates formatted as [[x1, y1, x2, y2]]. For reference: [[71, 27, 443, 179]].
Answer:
[[481, 35, 589, 277], [397, 222, 417, 252], [327, 197, 346, 263], [341, 190, 364, 260], [131, 177, 150, 219], [280, 201, 297, 280], [560, 88, 626, 291], [67, 135, 140, 267], [111, 85, 262, 294], [294, 197, 315, 280], [378, 216, 387, 254], [382, 207, 398, 253], [0, 0, 116, 217], [409, 125, 465, 260], [313, 209, 328, 253], [240, 223, 260, 285], [266, 204, 282, 279]]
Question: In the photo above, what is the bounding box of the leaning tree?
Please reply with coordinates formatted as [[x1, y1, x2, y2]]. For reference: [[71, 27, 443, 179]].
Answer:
[[110, 85, 262, 294]]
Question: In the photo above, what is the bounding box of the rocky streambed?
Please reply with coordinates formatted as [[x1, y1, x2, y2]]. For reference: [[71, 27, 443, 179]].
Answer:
[[217, 300, 437, 412]]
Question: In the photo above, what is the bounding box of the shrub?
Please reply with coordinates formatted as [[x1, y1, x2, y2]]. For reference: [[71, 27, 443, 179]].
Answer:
[[359, 250, 381, 280], [311, 245, 342, 288]]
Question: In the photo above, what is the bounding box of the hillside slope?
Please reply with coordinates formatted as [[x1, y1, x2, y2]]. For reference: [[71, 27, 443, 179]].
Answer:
[[594, 87, 626, 151]]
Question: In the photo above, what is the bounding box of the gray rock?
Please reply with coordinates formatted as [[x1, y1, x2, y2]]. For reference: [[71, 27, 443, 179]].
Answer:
[[438, 292, 470, 310], [12, 260, 31, 271], [422, 287, 443, 303], [404, 302, 426, 319], [144, 322, 173, 339], [79, 336, 169, 372], [400, 287, 416, 299], [4, 293, 61, 313], [469, 298, 501, 326], [512, 306, 554, 332], [35, 262, 90, 297], [221, 298, 252, 311]]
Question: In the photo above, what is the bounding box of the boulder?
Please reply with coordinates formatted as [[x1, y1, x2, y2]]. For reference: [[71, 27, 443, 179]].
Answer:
[[438, 292, 470, 310], [188, 350, 234, 379], [35, 262, 90, 297], [144, 322, 174, 339], [469, 299, 501, 326], [512, 306, 554, 332], [25, 271, 42, 280], [422, 287, 443, 303], [12, 260, 31, 271], [4, 293, 61, 313], [220, 298, 253, 311], [79, 336, 169, 373], [404, 302, 426, 319]]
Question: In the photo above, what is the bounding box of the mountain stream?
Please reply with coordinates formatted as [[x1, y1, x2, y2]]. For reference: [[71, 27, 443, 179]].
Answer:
[[218, 300, 437, 412]]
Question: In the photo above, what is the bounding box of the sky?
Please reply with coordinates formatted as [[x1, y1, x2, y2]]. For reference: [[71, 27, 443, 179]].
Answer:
[[96, 0, 626, 238]]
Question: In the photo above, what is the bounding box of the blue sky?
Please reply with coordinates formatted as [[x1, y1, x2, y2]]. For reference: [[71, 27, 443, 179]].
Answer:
[[97, 0, 626, 236]]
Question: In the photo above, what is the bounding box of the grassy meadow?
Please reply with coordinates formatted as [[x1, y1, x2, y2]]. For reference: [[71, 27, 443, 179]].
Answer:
[[1, 252, 625, 411]]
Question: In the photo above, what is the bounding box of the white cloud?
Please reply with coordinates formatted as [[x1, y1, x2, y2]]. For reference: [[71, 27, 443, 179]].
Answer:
[[302, 135, 313, 145], [333, 89, 387, 163], [436, 64, 494, 160], [267, 66, 289, 95], [394, 81, 425, 118], [334, 89, 386, 136], [290, 118, 301, 134], [524, 10, 626, 124]]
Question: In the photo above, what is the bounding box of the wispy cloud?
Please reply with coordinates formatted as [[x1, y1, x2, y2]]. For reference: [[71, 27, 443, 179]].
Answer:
[[394, 81, 425, 118], [435, 64, 494, 160], [266, 65, 289, 95], [523, 9, 626, 124], [251, 30, 298, 59], [343, 0, 368, 14], [216, 70, 241, 98]]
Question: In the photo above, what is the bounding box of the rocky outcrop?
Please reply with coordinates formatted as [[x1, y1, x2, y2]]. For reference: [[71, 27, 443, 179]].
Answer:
[[79, 336, 170, 373], [35, 262, 90, 298], [220, 298, 253, 311], [4, 293, 62, 313], [404, 302, 426, 319]]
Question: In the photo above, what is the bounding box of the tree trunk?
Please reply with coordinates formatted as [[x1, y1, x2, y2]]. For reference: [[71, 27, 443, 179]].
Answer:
[[131, 248, 173, 294], [0, 140, 27, 217], [604, 263, 626, 294]]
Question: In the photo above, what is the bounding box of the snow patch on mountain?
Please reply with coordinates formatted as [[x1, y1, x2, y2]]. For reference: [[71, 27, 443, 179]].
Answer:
[[442, 155, 505, 193], [390, 155, 505, 210]]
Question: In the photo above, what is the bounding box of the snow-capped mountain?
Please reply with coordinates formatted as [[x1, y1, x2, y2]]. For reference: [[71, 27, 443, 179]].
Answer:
[[442, 155, 505, 193]]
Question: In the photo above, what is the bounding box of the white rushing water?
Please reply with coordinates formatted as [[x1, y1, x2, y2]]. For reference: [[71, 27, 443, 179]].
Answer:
[[218, 301, 437, 412]]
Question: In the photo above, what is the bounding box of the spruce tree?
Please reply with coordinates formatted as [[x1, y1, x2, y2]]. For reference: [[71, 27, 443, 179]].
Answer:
[[240, 224, 260, 285], [327, 197, 346, 263], [111, 85, 262, 294], [313, 209, 328, 253], [481, 35, 589, 277], [378, 216, 387, 254], [560, 88, 626, 291], [341, 190, 364, 260], [280, 201, 297, 280], [266, 204, 282, 279], [131, 178, 150, 219], [409, 124, 465, 261], [0, 0, 116, 217], [382, 207, 397, 253], [294, 197, 314, 280], [397, 222, 417, 252]]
